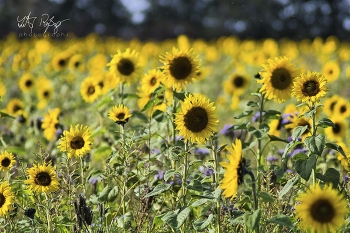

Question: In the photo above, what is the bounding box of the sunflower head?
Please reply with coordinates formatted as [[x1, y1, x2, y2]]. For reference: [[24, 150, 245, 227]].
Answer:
[[174, 93, 218, 144], [295, 184, 348, 233], [58, 124, 93, 158], [6, 98, 24, 117], [292, 71, 328, 103], [219, 138, 244, 200], [285, 114, 312, 141], [24, 163, 60, 193], [80, 76, 101, 103], [42, 108, 60, 141], [139, 69, 164, 93], [322, 61, 340, 83], [107, 48, 142, 85], [0, 151, 16, 172], [108, 104, 132, 125], [257, 56, 299, 102], [19, 73, 35, 92], [0, 181, 15, 217], [223, 73, 251, 96], [325, 118, 347, 142], [160, 47, 200, 91]]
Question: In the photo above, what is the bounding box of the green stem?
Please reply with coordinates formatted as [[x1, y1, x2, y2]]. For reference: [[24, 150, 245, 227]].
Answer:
[[310, 102, 317, 185], [212, 140, 221, 233], [44, 193, 52, 233], [80, 156, 86, 193], [256, 94, 265, 192], [66, 157, 72, 219], [182, 142, 189, 207], [246, 169, 259, 233]]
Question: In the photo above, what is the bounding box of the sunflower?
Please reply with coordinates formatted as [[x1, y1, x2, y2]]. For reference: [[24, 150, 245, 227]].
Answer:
[[139, 69, 164, 93], [6, 98, 24, 117], [292, 71, 328, 103], [137, 87, 173, 114], [0, 151, 16, 172], [285, 114, 312, 141], [52, 52, 70, 72], [333, 97, 350, 118], [160, 47, 200, 91], [223, 73, 251, 96], [336, 142, 349, 171], [0, 80, 6, 97], [58, 124, 93, 158], [80, 76, 101, 103], [322, 61, 340, 83], [219, 139, 244, 200], [257, 56, 299, 102], [18, 73, 35, 92], [41, 108, 60, 141], [295, 183, 347, 233], [174, 93, 218, 144], [69, 54, 85, 72], [107, 48, 142, 85], [324, 118, 347, 142], [0, 181, 15, 217], [323, 95, 341, 118], [268, 118, 283, 137], [24, 163, 60, 193], [108, 104, 132, 125]]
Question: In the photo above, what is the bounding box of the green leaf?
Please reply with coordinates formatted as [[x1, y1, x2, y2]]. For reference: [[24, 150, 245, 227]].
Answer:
[[0, 111, 15, 119], [317, 118, 335, 128], [234, 110, 253, 119], [141, 99, 155, 112], [292, 125, 308, 141], [268, 135, 289, 143], [161, 210, 178, 229], [258, 191, 274, 203], [325, 142, 347, 158], [131, 111, 148, 122], [107, 186, 119, 202], [151, 110, 164, 122], [282, 141, 303, 161], [247, 101, 258, 107], [263, 110, 281, 120], [259, 123, 270, 133], [188, 179, 203, 192], [304, 134, 325, 156], [173, 91, 186, 101], [213, 186, 222, 199], [293, 153, 308, 161], [244, 209, 262, 231], [231, 122, 250, 130], [6, 146, 26, 155], [279, 176, 299, 199], [176, 207, 191, 228], [316, 168, 340, 187], [295, 154, 317, 181], [191, 198, 209, 207], [98, 185, 113, 202], [193, 214, 214, 230], [267, 214, 293, 228], [143, 184, 171, 198], [248, 126, 263, 139], [164, 169, 176, 182]]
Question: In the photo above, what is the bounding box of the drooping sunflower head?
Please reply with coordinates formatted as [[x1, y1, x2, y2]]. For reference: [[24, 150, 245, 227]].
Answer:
[[219, 138, 243, 200], [58, 124, 93, 158], [292, 71, 328, 103], [0, 151, 16, 172], [19, 73, 35, 92], [223, 73, 251, 96], [6, 98, 24, 117], [0, 181, 15, 217], [257, 56, 299, 102], [295, 184, 348, 233], [325, 118, 347, 142], [24, 163, 60, 193], [174, 93, 218, 144], [107, 48, 142, 85], [160, 47, 200, 91], [322, 61, 340, 83], [140, 69, 164, 93], [108, 104, 132, 125], [80, 76, 101, 103]]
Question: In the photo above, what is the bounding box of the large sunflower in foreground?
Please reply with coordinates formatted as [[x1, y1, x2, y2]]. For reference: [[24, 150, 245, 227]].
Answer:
[[160, 47, 200, 91], [107, 48, 142, 85], [295, 184, 347, 233], [219, 139, 243, 200], [0, 151, 16, 172], [0, 181, 14, 217], [257, 56, 299, 102], [292, 71, 328, 103], [174, 94, 218, 144], [24, 163, 60, 193], [58, 124, 93, 158], [108, 104, 132, 125]]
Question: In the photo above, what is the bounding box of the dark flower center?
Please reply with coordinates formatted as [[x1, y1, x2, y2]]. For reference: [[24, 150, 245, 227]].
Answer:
[[0, 194, 5, 207], [233, 76, 245, 88], [43, 91, 50, 98], [1, 158, 11, 167], [70, 136, 85, 149], [58, 59, 66, 67], [184, 107, 208, 132], [25, 80, 33, 87], [74, 61, 80, 68], [150, 77, 157, 86], [13, 104, 22, 113], [332, 123, 341, 134], [87, 86, 95, 95], [98, 81, 104, 88], [117, 58, 135, 76], [330, 101, 337, 111], [310, 199, 335, 223], [34, 172, 52, 186], [302, 80, 320, 97], [271, 68, 292, 90], [169, 56, 192, 80], [117, 113, 125, 120], [340, 105, 347, 113]]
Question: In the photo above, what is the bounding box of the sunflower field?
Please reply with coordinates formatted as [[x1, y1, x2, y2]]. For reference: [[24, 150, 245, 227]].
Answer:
[[1, 33, 350, 233]]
